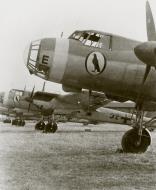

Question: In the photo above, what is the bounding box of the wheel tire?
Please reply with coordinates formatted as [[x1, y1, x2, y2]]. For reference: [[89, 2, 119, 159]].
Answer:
[[51, 123, 58, 133], [17, 120, 22, 126], [20, 120, 25, 126], [12, 119, 15, 125], [12, 119, 18, 126], [3, 119, 11, 123], [44, 122, 58, 133], [22, 120, 25, 126], [35, 121, 45, 130], [121, 128, 151, 153], [44, 123, 51, 133]]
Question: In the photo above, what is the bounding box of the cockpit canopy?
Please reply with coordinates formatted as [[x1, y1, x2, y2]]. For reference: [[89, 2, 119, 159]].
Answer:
[[69, 30, 111, 49], [9, 89, 30, 100], [10, 89, 24, 96]]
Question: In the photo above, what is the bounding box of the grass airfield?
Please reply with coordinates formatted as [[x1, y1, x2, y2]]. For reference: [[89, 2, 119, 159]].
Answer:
[[0, 122, 155, 190]]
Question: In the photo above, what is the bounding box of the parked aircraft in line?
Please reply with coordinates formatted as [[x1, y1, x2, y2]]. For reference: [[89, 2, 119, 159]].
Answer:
[[1, 86, 156, 133], [0, 88, 39, 126], [24, 86, 156, 133], [25, 1, 156, 152]]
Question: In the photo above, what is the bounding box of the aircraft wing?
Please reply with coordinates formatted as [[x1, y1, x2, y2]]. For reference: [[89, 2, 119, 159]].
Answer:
[[55, 90, 112, 111], [0, 105, 41, 120], [26, 90, 111, 110]]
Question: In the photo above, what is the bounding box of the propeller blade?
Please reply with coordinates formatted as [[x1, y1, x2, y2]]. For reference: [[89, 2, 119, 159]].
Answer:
[[146, 1, 156, 41], [42, 81, 46, 92], [28, 103, 31, 112], [27, 85, 35, 112], [142, 65, 151, 85], [30, 85, 35, 98]]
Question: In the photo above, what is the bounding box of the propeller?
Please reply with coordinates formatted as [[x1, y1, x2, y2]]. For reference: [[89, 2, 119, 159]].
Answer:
[[25, 85, 35, 112], [134, 1, 156, 85], [42, 81, 46, 92], [25, 82, 46, 112]]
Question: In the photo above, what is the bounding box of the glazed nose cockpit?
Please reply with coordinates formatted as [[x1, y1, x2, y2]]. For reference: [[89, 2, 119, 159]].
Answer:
[[24, 38, 56, 80], [24, 38, 69, 83], [24, 39, 49, 79]]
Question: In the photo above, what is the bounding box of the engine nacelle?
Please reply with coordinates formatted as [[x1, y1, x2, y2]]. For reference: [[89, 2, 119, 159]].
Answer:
[[62, 84, 81, 93], [105, 93, 128, 102]]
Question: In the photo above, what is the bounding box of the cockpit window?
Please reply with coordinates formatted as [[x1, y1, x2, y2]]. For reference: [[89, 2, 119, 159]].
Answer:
[[84, 33, 101, 47], [11, 90, 23, 97], [72, 32, 82, 40], [69, 31, 110, 49]]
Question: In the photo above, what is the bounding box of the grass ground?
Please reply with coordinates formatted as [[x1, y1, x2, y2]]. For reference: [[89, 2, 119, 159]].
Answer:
[[0, 122, 155, 190]]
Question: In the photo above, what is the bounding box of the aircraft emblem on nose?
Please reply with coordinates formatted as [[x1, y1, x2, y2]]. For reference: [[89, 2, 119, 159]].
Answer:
[[85, 51, 106, 75]]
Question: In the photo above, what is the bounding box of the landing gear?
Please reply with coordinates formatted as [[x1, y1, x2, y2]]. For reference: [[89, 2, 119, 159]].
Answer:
[[43, 121, 58, 133], [121, 105, 151, 153], [3, 118, 11, 123], [12, 119, 25, 126], [35, 121, 45, 130], [35, 113, 58, 133], [121, 128, 151, 153]]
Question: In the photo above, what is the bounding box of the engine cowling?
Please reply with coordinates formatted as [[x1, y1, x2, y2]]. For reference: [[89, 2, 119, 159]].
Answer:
[[62, 84, 81, 93]]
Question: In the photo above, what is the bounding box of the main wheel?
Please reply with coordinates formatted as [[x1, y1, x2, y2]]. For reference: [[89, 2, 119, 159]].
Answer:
[[51, 123, 58, 133], [3, 119, 11, 123], [17, 120, 25, 127], [21, 120, 25, 126], [121, 128, 151, 153], [12, 119, 18, 125], [35, 121, 45, 130], [44, 122, 58, 133]]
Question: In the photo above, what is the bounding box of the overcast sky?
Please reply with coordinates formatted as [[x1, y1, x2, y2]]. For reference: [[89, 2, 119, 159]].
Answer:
[[0, 0, 155, 93]]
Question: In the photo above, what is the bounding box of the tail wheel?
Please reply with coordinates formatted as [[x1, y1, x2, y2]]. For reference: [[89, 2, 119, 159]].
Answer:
[[121, 128, 151, 153]]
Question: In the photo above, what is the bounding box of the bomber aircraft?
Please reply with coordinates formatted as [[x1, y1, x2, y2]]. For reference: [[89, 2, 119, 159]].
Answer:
[[1, 86, 147, 131], [0, 88, 39, 126], [25, 1, 156, 153]]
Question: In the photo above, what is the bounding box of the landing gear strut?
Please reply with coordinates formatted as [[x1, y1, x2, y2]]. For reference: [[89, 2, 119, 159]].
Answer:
[[121, 105, 151, 153]]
